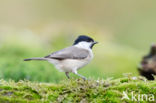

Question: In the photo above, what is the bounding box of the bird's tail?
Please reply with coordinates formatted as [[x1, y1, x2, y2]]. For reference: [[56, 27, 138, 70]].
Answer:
[[24, 57, 48, 61]]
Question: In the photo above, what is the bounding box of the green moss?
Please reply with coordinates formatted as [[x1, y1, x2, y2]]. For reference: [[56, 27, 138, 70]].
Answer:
[[0, 77, 155, 103]]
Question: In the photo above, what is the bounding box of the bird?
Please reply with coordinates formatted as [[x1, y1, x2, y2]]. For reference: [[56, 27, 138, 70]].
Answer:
[[138, 44, 156, 80], [24, 35, 98, 80]]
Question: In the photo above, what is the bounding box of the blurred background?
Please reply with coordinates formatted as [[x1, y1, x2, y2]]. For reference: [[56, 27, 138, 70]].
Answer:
[[0, 0, 156, 83]]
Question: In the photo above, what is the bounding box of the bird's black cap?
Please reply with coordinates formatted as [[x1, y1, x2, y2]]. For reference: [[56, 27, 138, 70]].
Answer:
[[73, 35, 94, 45]]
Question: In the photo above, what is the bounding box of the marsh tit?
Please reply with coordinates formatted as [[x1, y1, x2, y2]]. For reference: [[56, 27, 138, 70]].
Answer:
[[24, 35, 98, 80]]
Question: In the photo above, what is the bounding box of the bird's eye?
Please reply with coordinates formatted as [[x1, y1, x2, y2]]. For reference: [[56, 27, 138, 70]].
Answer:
[[87, 39, 93, 42]]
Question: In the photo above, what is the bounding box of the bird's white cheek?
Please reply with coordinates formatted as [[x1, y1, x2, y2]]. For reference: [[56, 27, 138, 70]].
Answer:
[[75, 42, 92, 49]]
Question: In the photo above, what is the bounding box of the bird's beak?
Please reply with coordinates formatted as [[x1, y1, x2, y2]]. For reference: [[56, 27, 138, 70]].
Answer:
[[93, 41, 98, 44]]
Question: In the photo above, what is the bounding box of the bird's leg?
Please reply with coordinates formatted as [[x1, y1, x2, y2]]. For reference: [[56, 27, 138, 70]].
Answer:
[[65, 72, 70, 79], [73, 71, 87, 80]]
